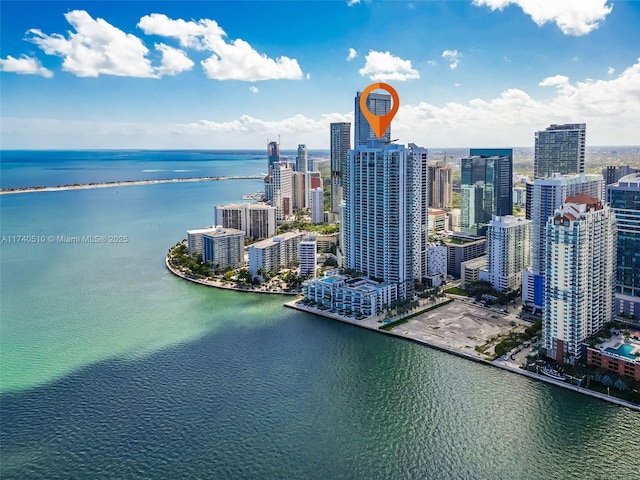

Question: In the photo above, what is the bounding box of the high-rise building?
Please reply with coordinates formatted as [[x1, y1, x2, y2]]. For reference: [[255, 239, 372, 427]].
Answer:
[[484, 215, 531, 293], [296, 144, 308, 173], [267, 140, 280, 173], [187, 227, 216, 256], [292, 171, 307, 211], [202, 227, 245, 271], [534, 123, 586, 179], [428, 161, 453, 209], [355, 91, 391, 146], [271, 162, 294, 223], [523, 173, 604, 312], [342, 143, 428, 302], [299, 239, 317, 277], [602, 165, 639, 185], [310, 187, 324, 224], [543, 194, 616, 364], [214, 203, 277, 240], [607, 173, 640, 317], [330, 122, 351, 216], [460, 149, 512, 236], [248, 231, 304, 279]]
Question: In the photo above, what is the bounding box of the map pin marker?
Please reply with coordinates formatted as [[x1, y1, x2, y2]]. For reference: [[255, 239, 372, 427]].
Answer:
[[359, 82, 400, 140]]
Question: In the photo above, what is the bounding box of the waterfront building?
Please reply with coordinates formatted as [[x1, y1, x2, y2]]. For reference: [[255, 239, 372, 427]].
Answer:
[[187, 227, 216, 256], [310, 187, 324, 224], [484, 215, 531, 293], [202, 227, 245, 271], [522, 173, 604, 312], [444, 233, 486, 277], [534, 123, 586, 179], [330, 122, 351, 216], [460, 255, 487, 289], [271, 162, 294, 223], [460, 149, 513, 236], [299, 238, 317, 278], [428, 208, 447, 235], [296, 144, 308, 173], [607, 173, 640, 317], [248, 231, 304, 279], [214, 203, 276, 240], [305, 274, 397, 318], [429, 161, 453, 209], [355, 90, 391, 146], [586, 328, 640, 381], [602, 165, 638, 185], [543, 194, 616, 364]]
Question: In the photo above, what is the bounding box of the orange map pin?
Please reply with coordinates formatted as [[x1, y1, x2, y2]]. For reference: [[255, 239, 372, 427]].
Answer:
[[359, 83, 399, 139]]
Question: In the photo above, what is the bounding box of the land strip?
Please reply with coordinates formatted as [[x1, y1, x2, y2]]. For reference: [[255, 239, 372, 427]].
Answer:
[[0, 175, 265, 195]]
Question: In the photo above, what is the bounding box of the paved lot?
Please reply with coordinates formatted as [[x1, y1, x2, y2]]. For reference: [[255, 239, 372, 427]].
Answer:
[[390, 298, 528, 360]]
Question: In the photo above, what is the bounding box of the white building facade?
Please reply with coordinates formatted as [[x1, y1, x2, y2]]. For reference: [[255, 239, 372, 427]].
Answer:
[[485, 215, 531, 293], [248, 231, 304, 279], [201, 227, 245, 270], [214, 203, 277, 240], [298, 239, 317, 278]]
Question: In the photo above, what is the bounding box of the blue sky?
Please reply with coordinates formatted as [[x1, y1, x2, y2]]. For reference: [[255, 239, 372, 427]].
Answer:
[[1, 0, 639, 149]]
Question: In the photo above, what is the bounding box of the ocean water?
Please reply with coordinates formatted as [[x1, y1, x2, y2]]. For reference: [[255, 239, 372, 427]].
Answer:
[[1, 152, 638, 479]]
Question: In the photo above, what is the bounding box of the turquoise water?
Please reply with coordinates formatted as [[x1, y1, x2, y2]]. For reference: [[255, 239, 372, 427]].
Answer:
[[1, 153, 639, 479], [606, 343, 638, 360]]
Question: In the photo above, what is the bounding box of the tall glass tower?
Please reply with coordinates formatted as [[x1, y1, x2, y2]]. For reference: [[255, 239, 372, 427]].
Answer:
[[330, 122, 351, 215], [534, 123, 586, 179], [607, 173, 640, 318], [354, 91, 391, 147]]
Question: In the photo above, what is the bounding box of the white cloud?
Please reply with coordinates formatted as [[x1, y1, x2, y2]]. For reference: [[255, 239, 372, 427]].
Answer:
[[473, 0, 613, 36], [427, 60, 437, 66], [347, 0, 361, 6], [155, 43, 194, 76], [0, 55, 53, 78], [358, 50, 419, 81], [346, 48, 357, 62], [249, 86, 258, 93], [138, 13, 304, 81], [607, 66, 615, 76], [394, 58, 640, 146], [442, 50, 461, 69], [28, 10, 157, 78]]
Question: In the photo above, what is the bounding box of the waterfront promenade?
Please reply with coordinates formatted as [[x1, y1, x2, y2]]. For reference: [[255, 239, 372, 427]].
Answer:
[[286, 299, 640, 411], [0, 175, 265, 195]]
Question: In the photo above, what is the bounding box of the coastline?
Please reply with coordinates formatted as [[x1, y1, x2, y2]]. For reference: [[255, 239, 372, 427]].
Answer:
[[165, 255, 298, 296], [0, 175, 265, 195], [285, 300, 640, 412]]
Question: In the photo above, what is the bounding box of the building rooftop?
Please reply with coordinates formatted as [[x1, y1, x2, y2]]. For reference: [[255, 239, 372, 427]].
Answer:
[[251, 231, 304, 248], [202, 226, 244, 237], [617, 172, 640, 187], [565, 192, 601, 208]]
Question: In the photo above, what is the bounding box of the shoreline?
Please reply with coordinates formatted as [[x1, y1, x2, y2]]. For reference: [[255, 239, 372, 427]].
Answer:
[[0, 175, 265, 195], [165, 256, 298, 296], [285, 300, 640, 412]]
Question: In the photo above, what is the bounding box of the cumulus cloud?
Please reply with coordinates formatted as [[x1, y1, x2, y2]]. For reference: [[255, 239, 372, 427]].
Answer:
[[155, 43, 194, 76], [358, 50, 419, 81], [473, 0, 613, 36], [0, 55, 53, 78], [138, 13, 304, 81], [347, 0, 361, 5], [27, 10, 157, 77], [442, 50, 461, 69], [249, 86, 258, 93], [346, 48, 357, 62]]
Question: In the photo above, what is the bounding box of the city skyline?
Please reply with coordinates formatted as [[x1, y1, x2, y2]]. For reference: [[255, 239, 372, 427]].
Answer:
[[1, 1, 639, 149]]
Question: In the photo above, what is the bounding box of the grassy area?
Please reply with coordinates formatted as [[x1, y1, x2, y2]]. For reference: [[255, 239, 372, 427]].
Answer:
[[380, 298, 454, 331], [444, 286, 469, 296]]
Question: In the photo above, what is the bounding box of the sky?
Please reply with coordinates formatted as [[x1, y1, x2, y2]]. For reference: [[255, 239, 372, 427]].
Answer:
[[1, 0, 639, 150]]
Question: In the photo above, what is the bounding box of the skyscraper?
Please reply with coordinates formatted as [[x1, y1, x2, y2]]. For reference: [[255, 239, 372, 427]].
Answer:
[[355, 91, 391, 146], [534, 123, 586, 179], [267, 140, 280, 173], [484, 215, 531, 293], [330, 122, 351, 216], [309, 187, 324, 224], [522, 173, 604, 312], [342, 142, 428, 300], [543, 194, 615, 364], [296, 144, 308, 173], [607, 173, 640, 317], [428, 161, 453, 209], [271, 162, 293, 223], [460, 149, 512, 236]]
